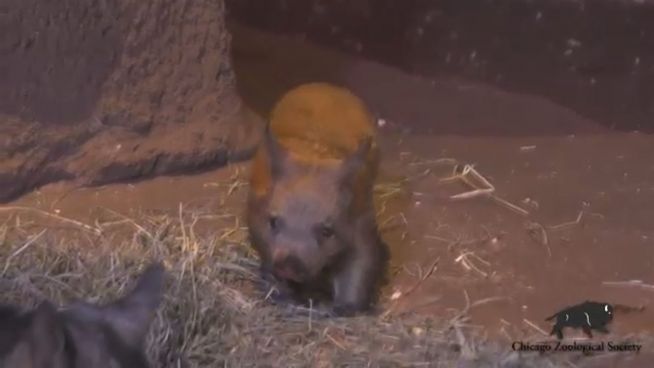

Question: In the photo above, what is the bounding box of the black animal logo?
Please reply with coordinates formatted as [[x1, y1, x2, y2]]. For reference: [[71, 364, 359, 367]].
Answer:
[[545, 300, 614, 339]]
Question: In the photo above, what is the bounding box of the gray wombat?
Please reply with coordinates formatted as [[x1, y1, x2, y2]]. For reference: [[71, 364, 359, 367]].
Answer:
[[246, 82, 389, 316]]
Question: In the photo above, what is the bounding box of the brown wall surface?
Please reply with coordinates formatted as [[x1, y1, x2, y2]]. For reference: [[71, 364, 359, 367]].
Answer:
[[0, 0, 262, 202]]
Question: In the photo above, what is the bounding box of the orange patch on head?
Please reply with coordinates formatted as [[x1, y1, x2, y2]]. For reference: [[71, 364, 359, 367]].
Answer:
[[248, 82, 380, 215]]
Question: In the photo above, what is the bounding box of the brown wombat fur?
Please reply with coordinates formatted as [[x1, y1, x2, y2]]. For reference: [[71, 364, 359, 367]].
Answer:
[[246, 82, 389, 316]]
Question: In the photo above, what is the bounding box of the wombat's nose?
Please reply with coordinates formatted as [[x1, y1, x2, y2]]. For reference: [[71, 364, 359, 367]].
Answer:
[[271, 248, 289, 263], [272, 253, 305, 282]]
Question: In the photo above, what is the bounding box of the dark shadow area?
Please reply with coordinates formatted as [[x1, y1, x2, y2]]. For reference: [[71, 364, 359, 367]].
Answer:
[[228, 21, 606, 137], [227, 0, 654, 135]]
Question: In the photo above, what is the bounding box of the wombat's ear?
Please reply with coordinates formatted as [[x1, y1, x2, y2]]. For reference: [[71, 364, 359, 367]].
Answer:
[[337, 136, 372, 183], [28, 301, 66, 363], [97, 262, 166, 348], [263, 122, 290, 178]]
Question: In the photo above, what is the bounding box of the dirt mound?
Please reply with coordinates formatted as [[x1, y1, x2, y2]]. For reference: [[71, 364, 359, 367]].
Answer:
[[227, 0, 654, 133], [228, 22, 605, 137]]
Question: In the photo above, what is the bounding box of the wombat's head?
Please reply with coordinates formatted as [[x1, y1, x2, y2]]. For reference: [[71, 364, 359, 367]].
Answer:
[[596, 303, 614, 323], [0, 263, 165, 368], [257, 127, 372, 284]]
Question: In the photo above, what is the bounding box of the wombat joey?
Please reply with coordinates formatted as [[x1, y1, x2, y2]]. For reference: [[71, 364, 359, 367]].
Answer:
[[246, 82, 389, 317]]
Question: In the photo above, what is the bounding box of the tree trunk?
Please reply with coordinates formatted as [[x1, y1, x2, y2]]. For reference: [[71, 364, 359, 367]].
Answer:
[[0, 0, 262, 202]]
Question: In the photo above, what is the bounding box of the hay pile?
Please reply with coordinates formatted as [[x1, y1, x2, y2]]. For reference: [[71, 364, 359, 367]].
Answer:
[[0, 203, 601, 368]]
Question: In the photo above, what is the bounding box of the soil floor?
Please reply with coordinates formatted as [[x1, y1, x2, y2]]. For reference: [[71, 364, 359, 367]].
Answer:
[[5, 22, 654, 355]]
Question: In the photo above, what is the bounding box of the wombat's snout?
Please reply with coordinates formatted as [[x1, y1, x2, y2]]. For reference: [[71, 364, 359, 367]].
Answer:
[[271, 248, 307, 282]]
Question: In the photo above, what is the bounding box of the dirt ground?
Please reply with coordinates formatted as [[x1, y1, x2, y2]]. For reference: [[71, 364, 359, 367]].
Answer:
[[3, 22, 654, 366]]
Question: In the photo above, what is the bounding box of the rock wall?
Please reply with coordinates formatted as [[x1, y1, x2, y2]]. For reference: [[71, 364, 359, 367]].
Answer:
[[226, 0, 654, 133], [0, 0, 262, 202]]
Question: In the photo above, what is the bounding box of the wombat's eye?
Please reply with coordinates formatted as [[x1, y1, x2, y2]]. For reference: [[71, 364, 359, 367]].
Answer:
[[269, 216, 280, 231], [319, 225, 334, 238]]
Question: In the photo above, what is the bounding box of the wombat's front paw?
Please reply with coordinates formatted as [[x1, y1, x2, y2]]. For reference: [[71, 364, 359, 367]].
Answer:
[[265, 285, 296, 305], [257, 272, 292, 305]]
